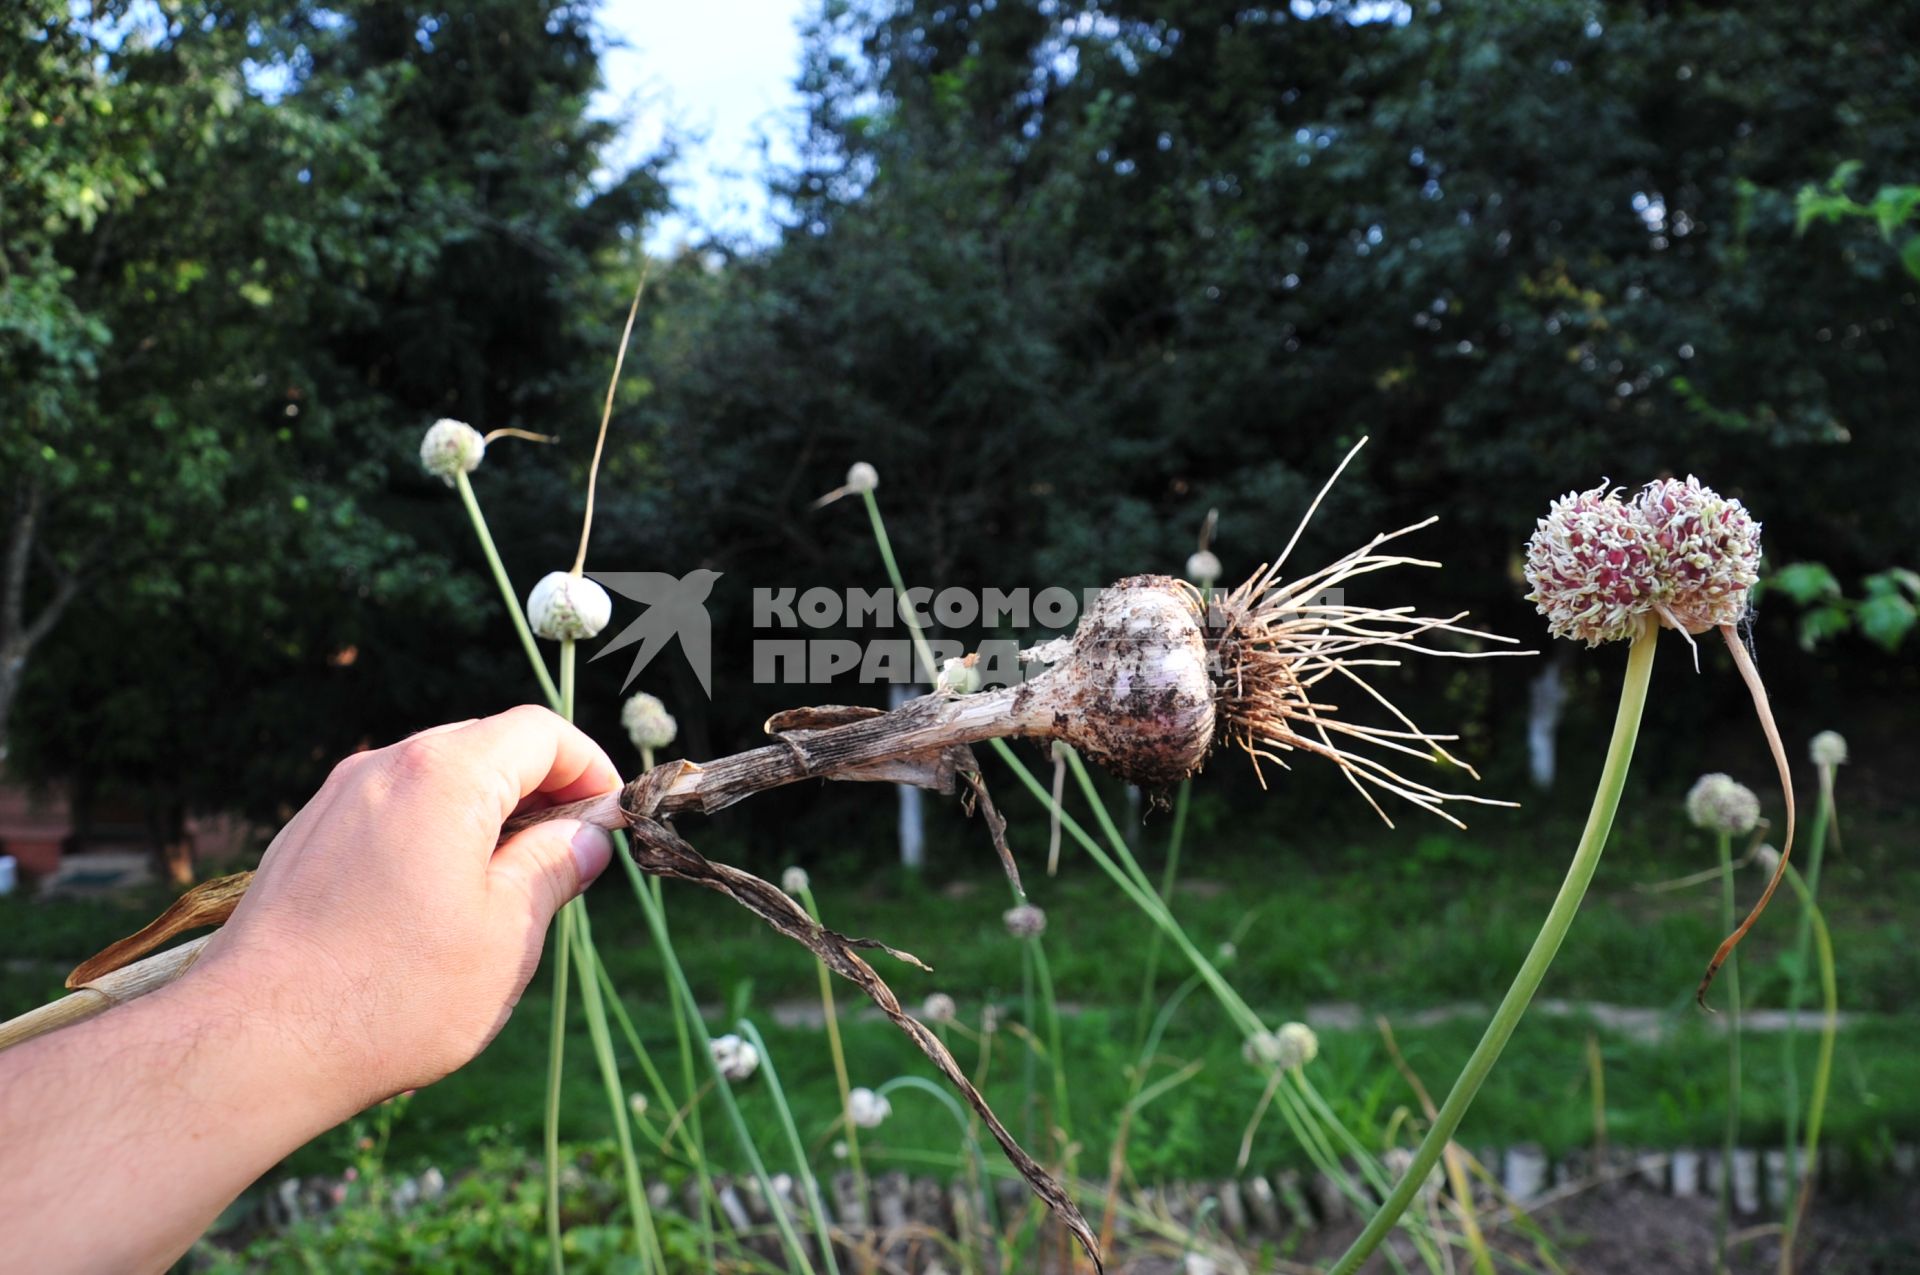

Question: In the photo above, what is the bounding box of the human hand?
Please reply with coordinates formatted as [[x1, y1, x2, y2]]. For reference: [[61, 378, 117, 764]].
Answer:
[[190, 705, 620, 1115]]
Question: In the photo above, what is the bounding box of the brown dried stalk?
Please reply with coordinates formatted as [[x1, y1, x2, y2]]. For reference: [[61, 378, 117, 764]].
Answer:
[[615, 790, 1101, 1269]]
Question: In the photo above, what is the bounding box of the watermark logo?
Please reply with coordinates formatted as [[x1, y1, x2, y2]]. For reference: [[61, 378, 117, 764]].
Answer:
[[590, 570, 723, 696], [591, 577, 1341, 697]]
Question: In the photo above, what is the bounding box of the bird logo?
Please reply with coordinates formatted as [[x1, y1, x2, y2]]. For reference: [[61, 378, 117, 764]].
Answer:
[[589, 569, 723, 697]]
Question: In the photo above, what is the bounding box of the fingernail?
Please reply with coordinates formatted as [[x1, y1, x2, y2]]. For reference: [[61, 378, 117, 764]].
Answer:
[[569, 822, 613, 886]]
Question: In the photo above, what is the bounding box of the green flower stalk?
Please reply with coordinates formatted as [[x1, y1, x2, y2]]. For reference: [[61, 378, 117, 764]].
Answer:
[[1685, 772, 1760, 1275], [1338, 473, 1787, 1273], [792, 875, 870, 1217], [1778, 859, 1838, 1275], [1331, 621, 1659, 1274], [1781, 730, 1845, 1249], [1335, 482, 1670, 1275]]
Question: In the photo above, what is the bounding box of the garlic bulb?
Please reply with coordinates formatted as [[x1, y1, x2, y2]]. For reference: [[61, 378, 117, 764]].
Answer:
[[1009, 575, 1216, 787]]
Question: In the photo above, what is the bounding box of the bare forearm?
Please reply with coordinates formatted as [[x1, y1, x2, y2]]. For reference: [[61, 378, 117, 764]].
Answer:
[[0, 707, 618, 1270], [0, 968, 346, 1274]]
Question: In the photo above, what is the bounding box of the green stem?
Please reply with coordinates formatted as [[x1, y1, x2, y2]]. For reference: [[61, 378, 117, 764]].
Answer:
[[1781, 762, 1836, 1209], [1131, 779, 1192, 1049], [797, 884, 867, 1213], [735, 1021, 843, 1275], [1030, 937, 1072, 1149], [454, 470, 560, 710], [572, 911, 665, 1271], [1328, 625, 1658, 1275], [1714, 830, 1742, 1274], [625, 849, 817, 1274], [544, 902, 573, 1275], [861, 489, 938, 684], [1779, 862, 1837, 1271], [634, 746, 719, 1264], [1030, 745, 1260, 1038], [592, 959, 690, 1158]]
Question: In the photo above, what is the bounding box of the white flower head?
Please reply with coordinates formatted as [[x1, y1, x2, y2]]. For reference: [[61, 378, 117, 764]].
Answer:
[[922, 992, 957, 1023], [527, 571, 612, 641], [1184, 1255, 1221, 1275], [1754, 843, 1782, 876], [847, 1087, 892, 1129], [709, 1033, 760, 1082], [938, 656, 981, 696], [1810, 730, 1848, 768], [781, 865, 810, 895], [621, 693, 677, 752], [419, 418, 484, 485], [1276, 1021, 1319, 1068], [846, 462, 879, 493], [1685, 773, 1761, 836], [628, 1091, 649, 1120], [1003, 903, 1047, 939], [1243, 1021, 1318, 1071], [1186, 549, 1222, 584]]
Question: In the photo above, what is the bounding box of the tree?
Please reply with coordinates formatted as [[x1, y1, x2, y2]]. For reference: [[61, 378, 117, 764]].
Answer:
[[633, 0, 1920, 822], [3, 0, 666, 836]]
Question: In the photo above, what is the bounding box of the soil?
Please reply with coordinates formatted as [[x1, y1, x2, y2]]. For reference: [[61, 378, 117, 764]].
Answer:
[[1146, 1180, 1920, 1274]]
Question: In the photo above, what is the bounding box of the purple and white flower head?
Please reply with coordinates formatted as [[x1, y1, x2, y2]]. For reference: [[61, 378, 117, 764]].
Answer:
[[419, 419, 485, 485], [527, 571, 612, 641], [1634, 476, 1762, 634], [1685, 773, 1761, 836], [1810, 730, 1848, 768], [1003, 903, 1047, 939], [1524, 483, 1657, 645]]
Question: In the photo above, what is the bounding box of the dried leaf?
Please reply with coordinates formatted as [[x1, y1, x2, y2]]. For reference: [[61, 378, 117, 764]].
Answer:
[[68, 871, 254, 988]]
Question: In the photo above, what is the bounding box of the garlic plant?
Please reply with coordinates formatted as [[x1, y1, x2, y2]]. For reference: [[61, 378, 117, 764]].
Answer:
[[1332, 471, 1791, 1275]]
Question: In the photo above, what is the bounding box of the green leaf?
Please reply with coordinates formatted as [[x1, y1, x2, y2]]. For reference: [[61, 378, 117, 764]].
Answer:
[[1883, 567, 1920, 599], [1900, 235, 1920, 283], [1769, 561, 1842, 604], [1797, 605, 1852, 651], [1858, 593, 1917, 652], [1871, 185, 1920, 238]]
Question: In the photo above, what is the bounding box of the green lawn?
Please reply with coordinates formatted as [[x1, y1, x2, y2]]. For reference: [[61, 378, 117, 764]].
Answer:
[[6, 801, 1915, 1190]]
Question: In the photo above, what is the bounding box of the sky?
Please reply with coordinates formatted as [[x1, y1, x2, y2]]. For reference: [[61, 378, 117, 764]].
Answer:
[[594, 0, 813, 250]]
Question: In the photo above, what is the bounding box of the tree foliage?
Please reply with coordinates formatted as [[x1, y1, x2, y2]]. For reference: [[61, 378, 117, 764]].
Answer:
[[633, 0, 1920, 814], [6, 0, 1917, 845], [3, 0, 663, 829]]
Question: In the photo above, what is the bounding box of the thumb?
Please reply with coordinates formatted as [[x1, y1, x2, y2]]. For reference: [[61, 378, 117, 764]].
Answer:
[[490, 817, 614, 925]]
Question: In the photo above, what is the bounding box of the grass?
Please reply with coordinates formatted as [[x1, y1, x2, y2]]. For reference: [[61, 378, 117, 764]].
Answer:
[[7, 803, 1917, 1190]]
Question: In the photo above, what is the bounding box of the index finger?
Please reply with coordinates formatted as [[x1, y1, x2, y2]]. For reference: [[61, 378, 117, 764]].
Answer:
[[433, 704, 623, 824]]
